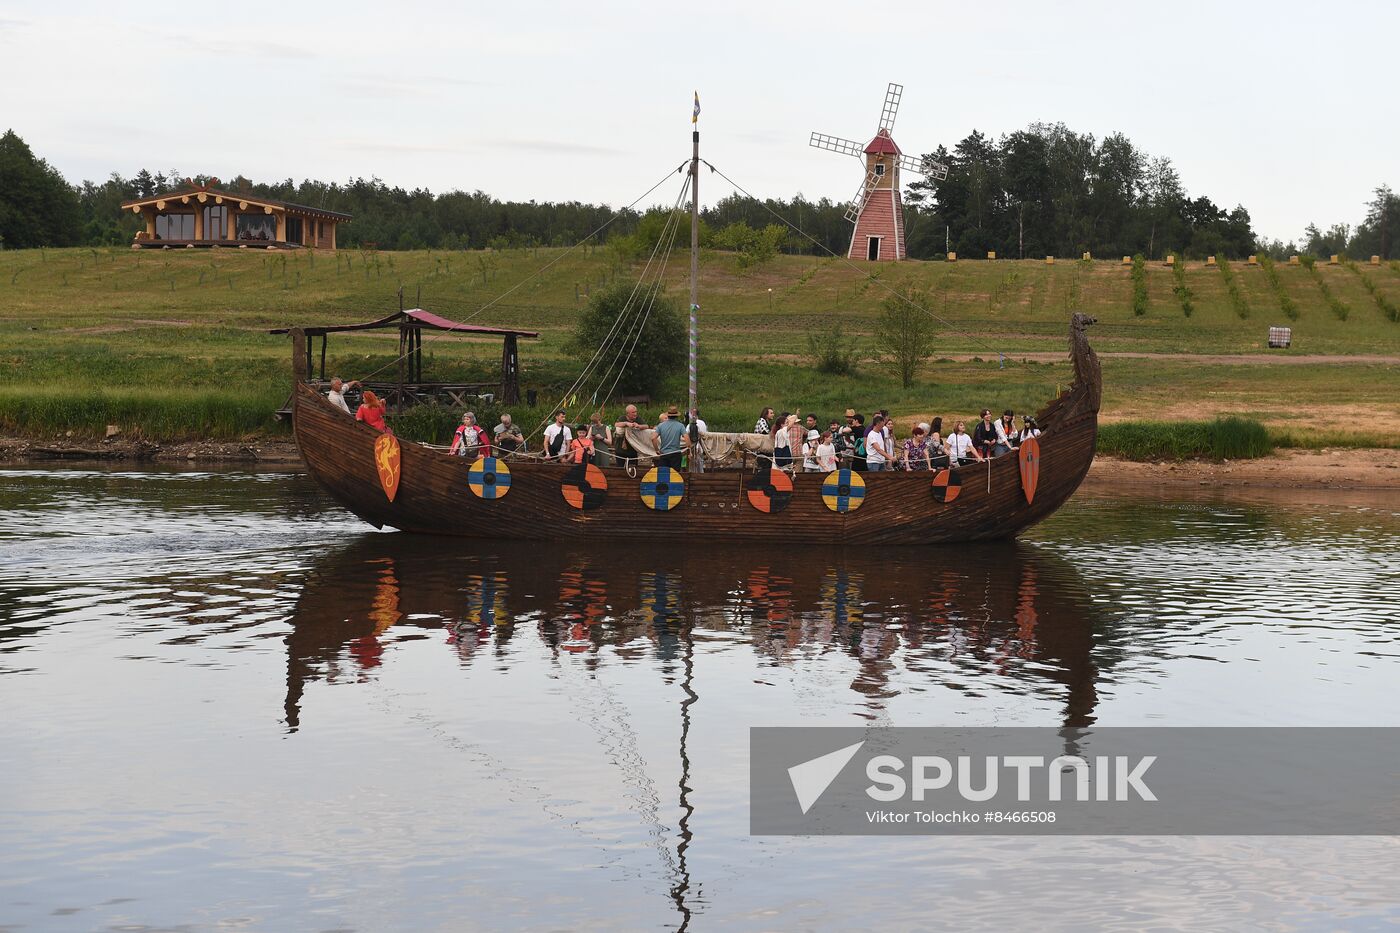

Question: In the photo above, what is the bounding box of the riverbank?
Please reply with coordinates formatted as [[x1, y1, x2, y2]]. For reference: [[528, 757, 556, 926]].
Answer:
[[3, 248, 1399, 448], [0, 435, 303, 464], [1088, 448, 1400, 490], [4, 436, 1397, 489]]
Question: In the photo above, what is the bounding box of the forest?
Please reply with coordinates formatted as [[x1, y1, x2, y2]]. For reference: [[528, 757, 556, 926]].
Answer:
[[2, 125, 1396, 262]]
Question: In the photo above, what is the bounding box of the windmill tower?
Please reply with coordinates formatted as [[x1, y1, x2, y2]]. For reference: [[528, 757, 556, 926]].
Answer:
[[810, 83, 947, 261]]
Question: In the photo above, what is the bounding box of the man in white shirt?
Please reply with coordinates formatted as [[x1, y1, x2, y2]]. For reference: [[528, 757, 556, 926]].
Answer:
[[326, 377, 358, 415], [865, 415, 889, 471], [543, 410, 573, 461]]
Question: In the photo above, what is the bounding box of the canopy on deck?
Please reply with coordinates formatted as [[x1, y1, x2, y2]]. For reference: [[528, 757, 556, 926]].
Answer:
[[269, 308, 537, 340], [271, 308, 538, 410]]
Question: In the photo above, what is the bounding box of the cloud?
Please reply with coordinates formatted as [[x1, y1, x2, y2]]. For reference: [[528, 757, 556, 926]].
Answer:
[[161, 31, 316, 59], [328, 139, 470, 156], [333, 74, 493, 101], [328, 136, 623, 158], [486, 138, 623, 156]]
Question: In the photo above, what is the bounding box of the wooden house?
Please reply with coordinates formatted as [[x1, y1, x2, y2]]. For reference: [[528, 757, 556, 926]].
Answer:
[[121, 180, 349, 249]]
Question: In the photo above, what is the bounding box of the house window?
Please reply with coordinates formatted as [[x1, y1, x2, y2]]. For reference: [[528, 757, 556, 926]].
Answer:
[[286, 217, 303, 244], [154, 213, 195, 240], [874, 163, 886, 177], [202, 205, 227, 240], [236, 214, 276, 241]]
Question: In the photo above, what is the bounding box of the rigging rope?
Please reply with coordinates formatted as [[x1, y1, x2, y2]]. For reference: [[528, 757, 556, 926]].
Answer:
[[592, 184, 689, 417], [342, 154, 1023, 441], [522, 173, 691, 446], [349, 161, 690, 386], [575, 177, 690, 413]]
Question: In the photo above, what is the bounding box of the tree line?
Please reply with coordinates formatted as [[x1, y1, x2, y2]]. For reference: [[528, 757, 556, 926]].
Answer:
[[1284, 185, 1400, 261], [906, 122, 1257, 260], [2, 126, 1394, 261]]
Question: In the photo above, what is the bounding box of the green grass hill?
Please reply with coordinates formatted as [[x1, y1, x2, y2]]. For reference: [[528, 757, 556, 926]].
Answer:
[[1, 246, 1397, 449]]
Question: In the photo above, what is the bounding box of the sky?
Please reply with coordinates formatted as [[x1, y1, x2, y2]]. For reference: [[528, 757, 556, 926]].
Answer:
[[1, 0, 1394, 244]]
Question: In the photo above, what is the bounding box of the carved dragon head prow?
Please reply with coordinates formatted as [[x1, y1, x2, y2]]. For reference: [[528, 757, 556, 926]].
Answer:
[[1066, 312, 1102, 416]]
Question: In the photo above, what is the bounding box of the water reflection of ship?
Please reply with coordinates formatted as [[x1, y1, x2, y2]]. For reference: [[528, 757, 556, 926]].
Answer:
[[283, 537, 1108, 732], [282, 536, 1110, 928]]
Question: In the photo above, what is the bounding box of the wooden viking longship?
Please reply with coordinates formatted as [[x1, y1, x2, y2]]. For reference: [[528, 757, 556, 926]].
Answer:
[[288, 126, 1102, 544]]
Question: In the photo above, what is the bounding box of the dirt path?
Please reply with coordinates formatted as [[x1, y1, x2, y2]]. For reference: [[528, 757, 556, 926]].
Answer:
[[1037, 352, 1400, 366], [748, 351, 1400, 366]]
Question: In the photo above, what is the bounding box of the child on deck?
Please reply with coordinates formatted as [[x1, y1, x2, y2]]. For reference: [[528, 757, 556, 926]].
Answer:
[[569, 427, 596, 464]]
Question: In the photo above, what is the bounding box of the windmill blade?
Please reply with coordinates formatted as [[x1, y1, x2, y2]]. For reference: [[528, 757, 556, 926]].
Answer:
[[898, 153, 949, 181], [810, 132, 864, 159], [879, 83, 903, 131]]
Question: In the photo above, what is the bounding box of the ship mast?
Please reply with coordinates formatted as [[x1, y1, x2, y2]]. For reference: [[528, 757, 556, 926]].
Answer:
[[688, 103, 704, 473]]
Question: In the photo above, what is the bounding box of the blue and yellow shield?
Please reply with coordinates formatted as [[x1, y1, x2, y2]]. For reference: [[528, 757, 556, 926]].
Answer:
[[640, 466, 685, 511], [821, 468, 865, 513], [467, 456, 511, 500]]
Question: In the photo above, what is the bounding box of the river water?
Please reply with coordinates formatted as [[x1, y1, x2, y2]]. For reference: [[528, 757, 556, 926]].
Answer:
[[1, 465, 1397, 931]]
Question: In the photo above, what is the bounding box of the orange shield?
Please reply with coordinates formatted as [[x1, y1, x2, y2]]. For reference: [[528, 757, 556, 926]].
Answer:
[[1018, 436, 1040, 504], [374, 433, 401, 502]]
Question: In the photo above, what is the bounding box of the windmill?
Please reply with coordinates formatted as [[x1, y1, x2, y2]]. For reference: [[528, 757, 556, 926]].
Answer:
[[810, 82, 947, 261]]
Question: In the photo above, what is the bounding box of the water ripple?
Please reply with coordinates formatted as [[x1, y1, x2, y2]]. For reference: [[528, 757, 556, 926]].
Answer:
[[1, 465, 1398, 929]]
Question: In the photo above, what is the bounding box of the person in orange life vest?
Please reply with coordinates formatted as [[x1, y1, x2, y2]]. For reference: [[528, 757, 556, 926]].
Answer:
[[569, 424, 596, 464]]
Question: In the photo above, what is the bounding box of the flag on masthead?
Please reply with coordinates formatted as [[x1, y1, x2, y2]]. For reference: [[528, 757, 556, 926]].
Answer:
[[692, 91, 700, 124]]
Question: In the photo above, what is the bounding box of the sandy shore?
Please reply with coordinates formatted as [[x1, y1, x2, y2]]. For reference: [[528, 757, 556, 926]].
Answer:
[[3, 436, 1397, 490], [1088, 448, 1400, 490]]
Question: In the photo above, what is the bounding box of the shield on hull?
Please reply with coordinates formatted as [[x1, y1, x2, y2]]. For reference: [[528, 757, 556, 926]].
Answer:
[[821, 469, 865, 513], [468, 456, 511, 500], [1018, 436, 1041, 504], [931, 468, 961, 503], [373, 433, 401, 502], [641, 467, 686, 511], [746, 468, 794, 513], [562, 462, 608, 510]]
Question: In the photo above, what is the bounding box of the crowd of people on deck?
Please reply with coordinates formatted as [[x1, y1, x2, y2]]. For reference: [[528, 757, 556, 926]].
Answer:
[[749, 405, 1040, 473], [324, 376, 1042, 474]]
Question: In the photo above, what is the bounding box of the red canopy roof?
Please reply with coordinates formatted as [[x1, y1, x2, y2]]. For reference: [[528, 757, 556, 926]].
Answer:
[[403, 308, 531, 334], [269, 308, 538, 338], [864, 130, 901, 156]]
